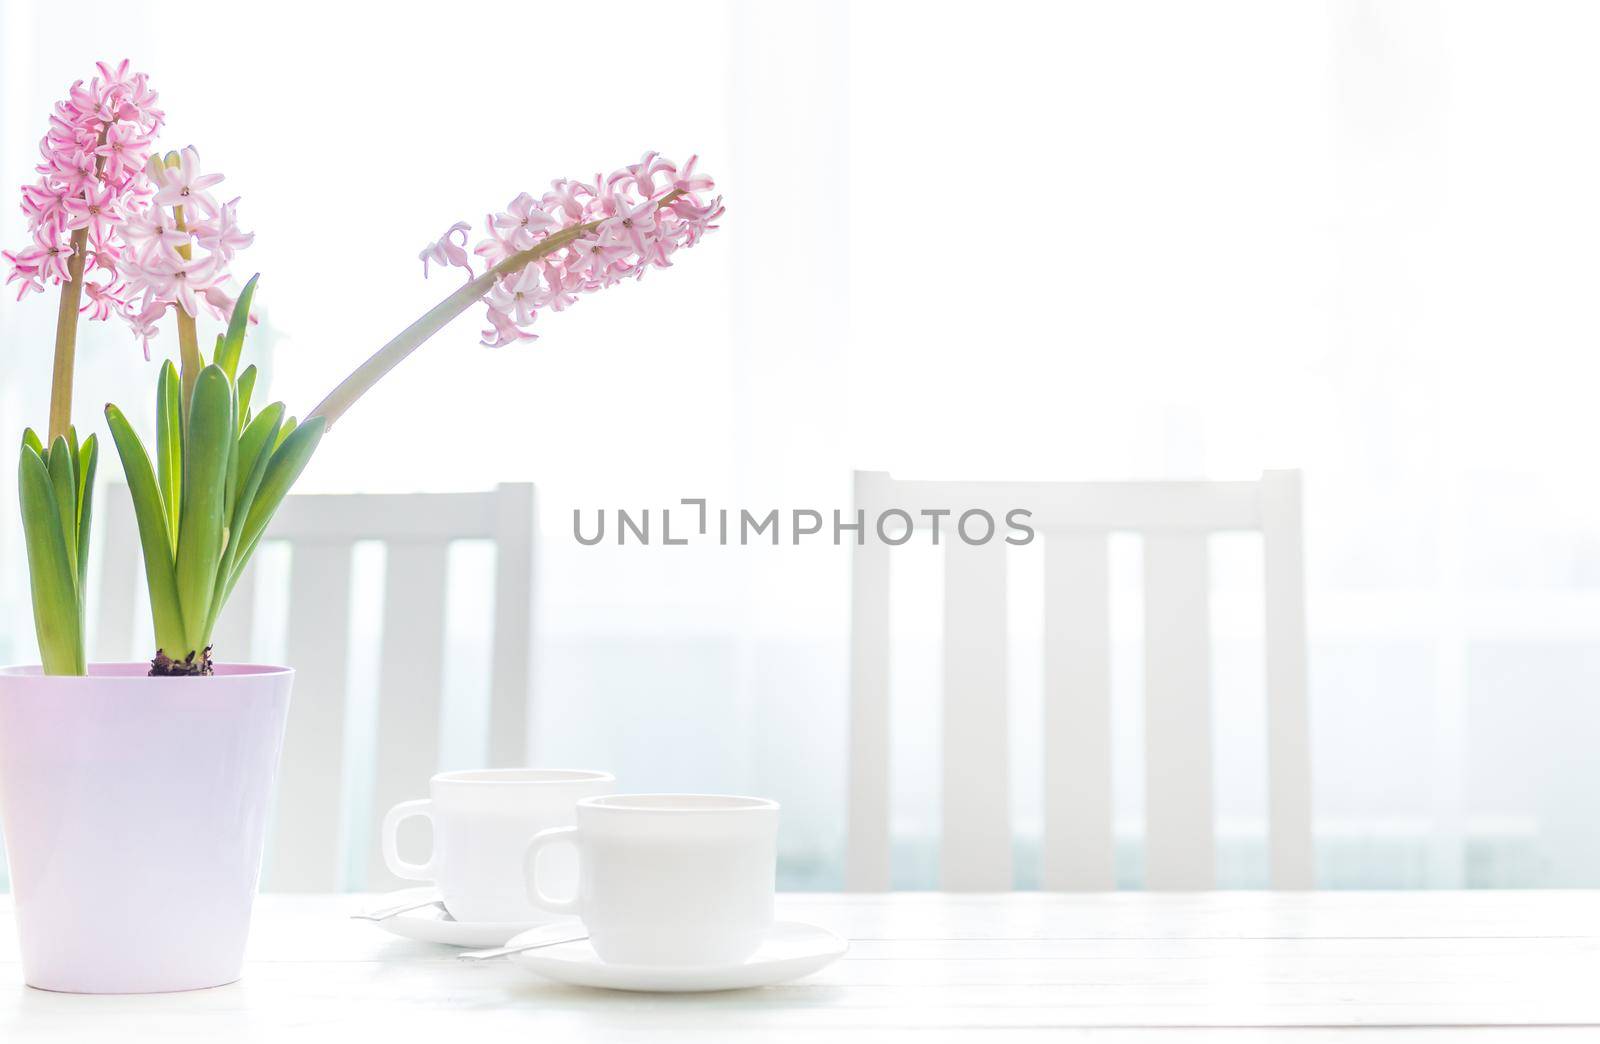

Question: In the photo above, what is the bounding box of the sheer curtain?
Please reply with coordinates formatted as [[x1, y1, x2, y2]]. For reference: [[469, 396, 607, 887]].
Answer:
[[2, 0, 1598, 890]]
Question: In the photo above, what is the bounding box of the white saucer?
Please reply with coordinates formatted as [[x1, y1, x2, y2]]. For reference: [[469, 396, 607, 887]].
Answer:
[[508, 921, 847, 992], [360, 888, 561, 947]]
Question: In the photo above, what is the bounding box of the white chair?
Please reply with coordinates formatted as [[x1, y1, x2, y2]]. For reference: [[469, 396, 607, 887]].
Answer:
[[847, 470, 1313, 892], [94, 483, 537, 891]]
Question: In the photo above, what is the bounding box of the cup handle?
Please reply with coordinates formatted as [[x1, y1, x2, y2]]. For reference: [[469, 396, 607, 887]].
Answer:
[[382, 799, 436, 880], [524, 825, 580, 914]]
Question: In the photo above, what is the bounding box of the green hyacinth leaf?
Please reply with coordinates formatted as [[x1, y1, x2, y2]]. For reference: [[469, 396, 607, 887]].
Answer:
[[76, 434, 97, 585], [21, 428, 44, 460], [66, 425, 80, 489], [47, 436, 78, 593], [105, 403, 186, 656], [19, 444, 83, 675], [214, 273, 258, 380], [209, 402, 284, 635], [237, 365, 258, 429], [174, 365, 235, 653], [156, 359, 182, 551], [231, 401, 284, 517], [229, 415, 322, 597], [222, 381, 241, 527], [274, 415, 297, 450]]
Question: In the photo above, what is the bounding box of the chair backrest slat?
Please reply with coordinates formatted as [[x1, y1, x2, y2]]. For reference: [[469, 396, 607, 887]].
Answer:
[[1141, 532, 1215, 890], [1041, 533, 1114, 890], [91, 493, 140, 662], [848, 469, 1313, 892], [488, 484, 535, 768], [1261, 470, 1314, 890], [940, 538, 1010, 891], [270, 539, 355, 891], [845, 473, 893, 892], [368, 540, 450, 891]]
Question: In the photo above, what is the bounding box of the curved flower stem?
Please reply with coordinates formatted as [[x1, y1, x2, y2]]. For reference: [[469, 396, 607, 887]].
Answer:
[[47, 228, 88, 444], [308, 190, 685, 431], [46, 126, 110, 444], [176, 311, 201, 416]]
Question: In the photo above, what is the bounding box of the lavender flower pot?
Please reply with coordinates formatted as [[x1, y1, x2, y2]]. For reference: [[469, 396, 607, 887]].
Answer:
[[0, 663, 292, 993]]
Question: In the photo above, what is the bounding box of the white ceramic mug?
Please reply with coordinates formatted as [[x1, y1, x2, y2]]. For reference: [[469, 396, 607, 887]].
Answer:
[[523, 794, 779, 966], [382, 768, 614, 924]]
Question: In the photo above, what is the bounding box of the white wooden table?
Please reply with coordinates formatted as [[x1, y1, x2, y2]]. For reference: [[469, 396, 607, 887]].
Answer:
[[2, 891, 1598, 1041]]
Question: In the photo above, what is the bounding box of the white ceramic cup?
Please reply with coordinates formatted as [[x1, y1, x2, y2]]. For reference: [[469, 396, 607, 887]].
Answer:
[[382, 768, 614, 924], [524, 793, 779, 966]]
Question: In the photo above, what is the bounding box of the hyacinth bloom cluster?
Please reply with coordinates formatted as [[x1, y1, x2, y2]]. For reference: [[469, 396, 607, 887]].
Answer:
[[5, 61, 164, 309], [417, 152, 723, 348], [119, 148, 254, 349], [308, 152, 723, 429], [3, 61, 253, 358]]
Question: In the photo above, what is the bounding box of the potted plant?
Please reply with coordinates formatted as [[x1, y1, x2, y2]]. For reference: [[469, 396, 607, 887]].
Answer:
[[0, 60, 721, 993]]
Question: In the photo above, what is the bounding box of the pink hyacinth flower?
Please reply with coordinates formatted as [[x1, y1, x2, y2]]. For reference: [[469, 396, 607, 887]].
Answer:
[[490, 266, 542, 327], [62, 181, 121, 246], [81, 274, 124, 321], [95, 120, 153, 182], [491, 193, 558, 251], [151, 147, 223, 217], [419, 221, 473, 280], [144, 252, 220, 318], [601, 193, 657, 256], [190, 197, 254, 260]]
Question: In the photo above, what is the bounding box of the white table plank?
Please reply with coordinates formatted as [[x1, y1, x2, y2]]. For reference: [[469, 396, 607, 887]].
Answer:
[[1, 892, 1598, 1040]]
